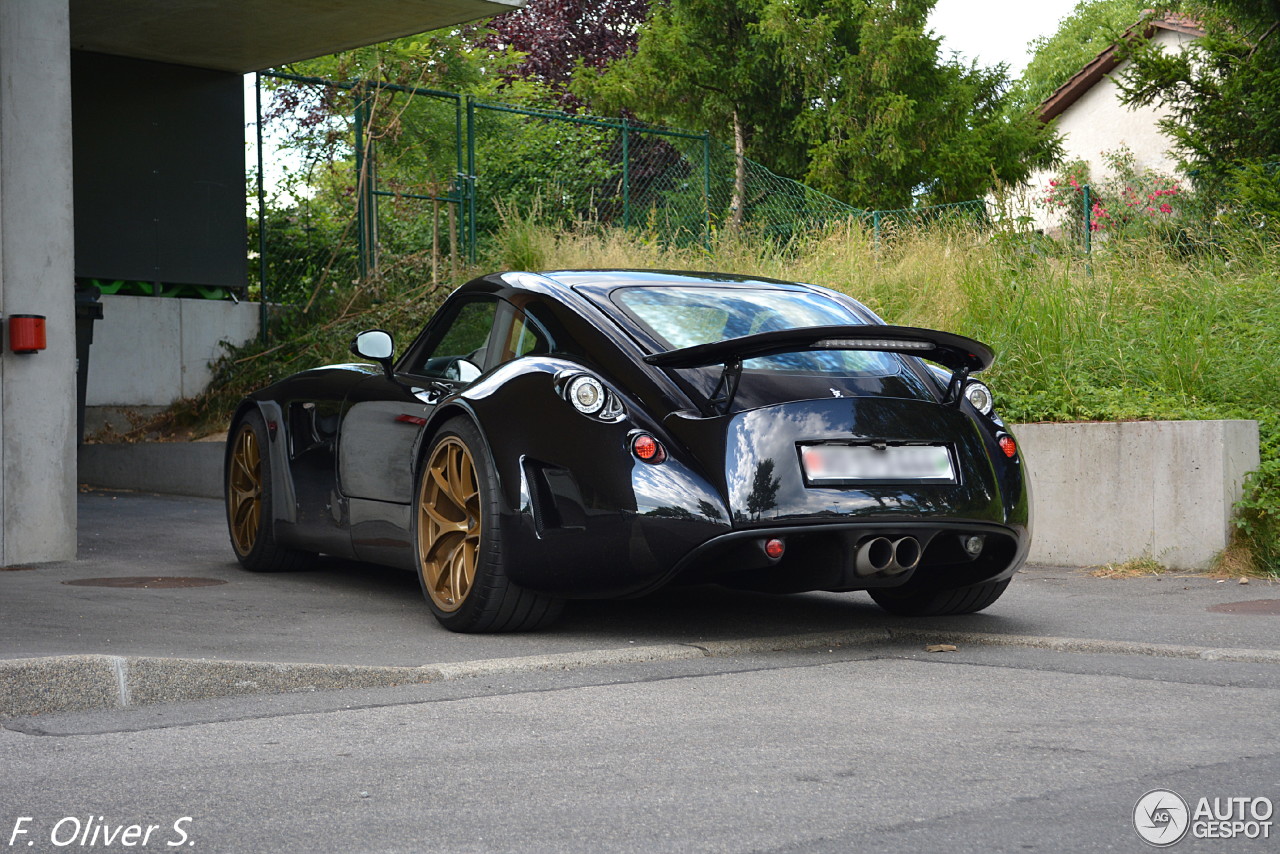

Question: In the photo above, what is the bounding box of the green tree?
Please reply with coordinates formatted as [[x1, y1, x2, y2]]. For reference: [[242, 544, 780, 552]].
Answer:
[[578, 0, 1057, 211], [1012, 0, 1149, 109], [1117, 1, 1280, 203], [762, 0, 1059, 207]]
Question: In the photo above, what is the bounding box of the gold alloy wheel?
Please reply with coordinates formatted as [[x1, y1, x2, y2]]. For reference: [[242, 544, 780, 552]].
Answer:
[[228, 422, 263, 557], [418, 436, 482, 612]]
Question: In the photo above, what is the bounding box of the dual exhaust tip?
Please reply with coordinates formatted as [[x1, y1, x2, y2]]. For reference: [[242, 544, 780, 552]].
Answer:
[[854, 536, 921, 577]]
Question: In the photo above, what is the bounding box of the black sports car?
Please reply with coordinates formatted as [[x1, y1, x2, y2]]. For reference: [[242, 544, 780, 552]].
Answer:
[[225, 270, 1031, 632]]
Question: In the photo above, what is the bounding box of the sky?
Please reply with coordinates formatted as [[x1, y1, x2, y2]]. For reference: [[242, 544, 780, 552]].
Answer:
[[928, 0, 1083, 77]]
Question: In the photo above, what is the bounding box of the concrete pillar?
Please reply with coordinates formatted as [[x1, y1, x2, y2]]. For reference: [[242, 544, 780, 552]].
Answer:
[[0, 0, 77, 565]]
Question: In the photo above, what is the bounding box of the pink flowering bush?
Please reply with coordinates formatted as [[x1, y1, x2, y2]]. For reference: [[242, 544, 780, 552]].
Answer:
[[1038, 159, 1091, 234], [1038, 146, 1184, 241]]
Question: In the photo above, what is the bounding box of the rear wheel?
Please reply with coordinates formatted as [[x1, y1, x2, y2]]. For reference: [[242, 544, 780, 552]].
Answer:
[[869, 579, 1009, 617], [415, 418, 562, 632], [225, 410, 312, 572]]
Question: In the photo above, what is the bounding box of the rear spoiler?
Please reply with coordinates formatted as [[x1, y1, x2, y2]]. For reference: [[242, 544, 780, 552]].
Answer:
[[643, 325, 994, 413]]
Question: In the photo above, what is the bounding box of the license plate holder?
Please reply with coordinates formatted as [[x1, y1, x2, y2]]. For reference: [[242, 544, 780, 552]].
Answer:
[[799, 442, 956, 485]]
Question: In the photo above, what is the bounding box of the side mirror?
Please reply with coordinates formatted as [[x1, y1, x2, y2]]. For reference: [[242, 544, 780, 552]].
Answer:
[[351, 329, 395, 378]]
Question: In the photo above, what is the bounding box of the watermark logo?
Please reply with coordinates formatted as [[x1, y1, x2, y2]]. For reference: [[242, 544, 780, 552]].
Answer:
[[1133, 790, 1275, 845], [1134, 789, 1191, 847]]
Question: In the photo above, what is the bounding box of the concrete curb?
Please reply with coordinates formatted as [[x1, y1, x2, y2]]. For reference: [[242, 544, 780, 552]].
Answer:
[[5, 629, 1280, 720], [884, 629, 1280, 665]]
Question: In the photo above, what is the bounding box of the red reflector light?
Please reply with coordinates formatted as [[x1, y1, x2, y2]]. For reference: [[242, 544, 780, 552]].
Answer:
[[632, 433, 666, 463], [764, 538, 785, 560], [998, 435, 1017, 458]]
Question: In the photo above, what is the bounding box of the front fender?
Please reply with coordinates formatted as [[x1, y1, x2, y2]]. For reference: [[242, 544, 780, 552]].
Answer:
[[230, 398, 301, 542]]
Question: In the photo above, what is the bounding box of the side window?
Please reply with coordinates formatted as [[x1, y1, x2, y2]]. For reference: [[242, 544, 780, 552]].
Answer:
[[496, 309, 550, 364], [409, 296, 552, 384], [416, 298, 498, 383]]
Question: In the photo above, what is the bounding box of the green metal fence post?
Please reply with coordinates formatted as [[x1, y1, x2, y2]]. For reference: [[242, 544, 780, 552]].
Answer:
[[621, 116, 631, 229], [702, 132, 711, 250], [1082, 183, 1092, 256], [465, 95, 477, 264], [455, 96, 464, 183], [255, 72, 268, 344], [873, 209, 881, 252], [455, 95, 464, 265]]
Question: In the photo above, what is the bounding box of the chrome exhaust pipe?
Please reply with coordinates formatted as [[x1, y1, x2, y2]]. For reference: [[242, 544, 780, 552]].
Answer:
[[854, 537, 895, 576], [890, 537, 921, 573]]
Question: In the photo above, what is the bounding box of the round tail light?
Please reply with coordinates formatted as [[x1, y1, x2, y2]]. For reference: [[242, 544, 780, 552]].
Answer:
[[763, 538, 785, 560], [632, 433, 666, 464]]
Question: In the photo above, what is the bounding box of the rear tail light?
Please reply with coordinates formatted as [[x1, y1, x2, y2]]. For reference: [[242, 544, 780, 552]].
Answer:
[[763, 538, 785, 560], [631, 433, 666, 464], [997, 434, 1017, 458]]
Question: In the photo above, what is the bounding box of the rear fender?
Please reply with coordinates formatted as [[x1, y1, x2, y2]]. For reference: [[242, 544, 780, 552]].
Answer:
[[458, 357, 730, 596]]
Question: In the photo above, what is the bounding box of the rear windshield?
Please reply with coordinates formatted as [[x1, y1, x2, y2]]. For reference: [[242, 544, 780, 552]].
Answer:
[[613, 285, 900, 377]]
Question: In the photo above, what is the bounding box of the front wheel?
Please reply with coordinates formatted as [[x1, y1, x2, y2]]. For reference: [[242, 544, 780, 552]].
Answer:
[[868, 579, 1009, 617], [414, 417, 563, 633]]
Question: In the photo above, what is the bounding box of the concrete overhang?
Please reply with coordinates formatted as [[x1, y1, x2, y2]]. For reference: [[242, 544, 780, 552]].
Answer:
[[69, 0, 524, 73]]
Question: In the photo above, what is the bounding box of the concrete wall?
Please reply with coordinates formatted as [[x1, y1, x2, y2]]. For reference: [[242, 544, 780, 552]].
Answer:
[[79, 442, 224, 499], [1016, 420, 1259, 569], [86, 295, 260, 407]]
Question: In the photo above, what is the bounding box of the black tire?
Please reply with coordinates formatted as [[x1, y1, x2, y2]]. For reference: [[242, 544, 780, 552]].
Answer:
[[413, 417, 563, 633], [225, 409, 313, 572], [868, 578, 1010, 617]]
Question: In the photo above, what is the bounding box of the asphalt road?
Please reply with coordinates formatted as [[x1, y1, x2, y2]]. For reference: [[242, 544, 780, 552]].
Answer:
[[2, 491, 1279, 852], [4, 644, 1279, 853]]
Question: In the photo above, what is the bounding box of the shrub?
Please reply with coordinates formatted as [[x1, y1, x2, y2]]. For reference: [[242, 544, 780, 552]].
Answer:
[[1037, 146, 1184, 239]]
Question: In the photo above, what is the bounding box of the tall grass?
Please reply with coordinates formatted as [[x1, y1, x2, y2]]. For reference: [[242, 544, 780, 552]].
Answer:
[[485, 217, 1279, 427]]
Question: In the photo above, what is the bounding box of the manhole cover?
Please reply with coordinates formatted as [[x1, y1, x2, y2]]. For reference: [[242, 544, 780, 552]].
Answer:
[[62, 576, 228, 589], [1207, 599, 1280, 616]]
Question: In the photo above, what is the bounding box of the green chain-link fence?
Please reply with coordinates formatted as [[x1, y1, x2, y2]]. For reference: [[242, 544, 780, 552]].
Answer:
[[250, 74, 991, 306]]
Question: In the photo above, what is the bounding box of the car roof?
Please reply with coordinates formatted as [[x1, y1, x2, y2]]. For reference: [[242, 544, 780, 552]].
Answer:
[[534, 269, 821, 292]]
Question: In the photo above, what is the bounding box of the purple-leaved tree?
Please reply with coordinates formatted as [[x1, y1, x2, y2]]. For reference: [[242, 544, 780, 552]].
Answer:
[[478, 0, 650, 101]]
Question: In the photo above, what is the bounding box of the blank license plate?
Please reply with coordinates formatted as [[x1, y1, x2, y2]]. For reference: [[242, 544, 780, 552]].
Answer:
[[800, 443, 955, 484]]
